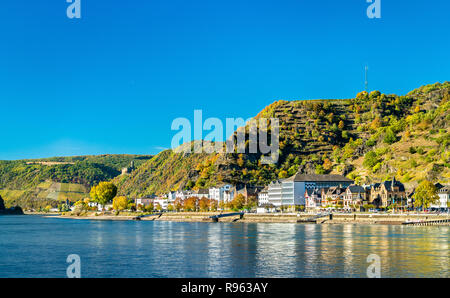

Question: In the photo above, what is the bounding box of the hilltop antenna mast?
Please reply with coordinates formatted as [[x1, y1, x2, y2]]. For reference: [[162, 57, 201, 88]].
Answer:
[[365, 65, 369, 92]]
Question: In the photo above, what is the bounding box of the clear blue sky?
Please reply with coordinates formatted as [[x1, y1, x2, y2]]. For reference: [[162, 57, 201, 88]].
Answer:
[[1, 0, 449, 160]]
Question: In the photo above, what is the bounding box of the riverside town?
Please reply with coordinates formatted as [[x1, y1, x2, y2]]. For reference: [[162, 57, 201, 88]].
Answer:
[[1, 0, 449, 281]]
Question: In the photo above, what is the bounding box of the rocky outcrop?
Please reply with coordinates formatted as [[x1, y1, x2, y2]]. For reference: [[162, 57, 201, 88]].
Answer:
[[0, 195, 5, 210], [0, 195, 24, 215]]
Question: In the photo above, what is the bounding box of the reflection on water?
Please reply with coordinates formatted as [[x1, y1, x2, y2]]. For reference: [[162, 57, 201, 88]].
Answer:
[[0, 216, 448, 277]]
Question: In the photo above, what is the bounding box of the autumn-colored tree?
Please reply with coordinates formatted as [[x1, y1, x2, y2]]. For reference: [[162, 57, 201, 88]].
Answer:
[[231, 194, 246, 211], [112, 196, 128, 211], [370, 117, 382, 130], [74, 200, 85, 206], [338, 120, 344, 130], [184, 197, 198, 211], [155, 203, 162, 212], [90, 182, 117, 209], [323, 158, 333, 171], [413, 180, 439, 210], [145, 203, 154, 212], [174, 198, 183, 211], [219, 201, 226, 211], [167, 204, 174, 212], [237, 154, 245, 167], [217, 174, 224, 182], [245, 196, 258, 210], [209, 199, 218, 211], [128, 202, 136, 211], [356, 91, 369, 100], [199, 197, 209, 211], [278, 170, 288, 179]]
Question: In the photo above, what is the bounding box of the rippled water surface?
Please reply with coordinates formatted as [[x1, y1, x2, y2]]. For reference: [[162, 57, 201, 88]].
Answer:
[[0, 215, 449, 277]]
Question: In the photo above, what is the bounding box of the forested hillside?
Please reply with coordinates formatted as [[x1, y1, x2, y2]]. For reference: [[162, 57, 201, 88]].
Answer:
[[0, 154, 152, 208]]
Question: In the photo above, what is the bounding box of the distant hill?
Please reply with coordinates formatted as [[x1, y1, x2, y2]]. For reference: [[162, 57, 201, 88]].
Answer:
[[115, 82, 449, 197], [0, 154, 152, 208]]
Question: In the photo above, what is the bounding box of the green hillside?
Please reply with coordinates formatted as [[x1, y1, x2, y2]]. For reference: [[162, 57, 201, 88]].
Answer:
[[0, 154, 152, 208], [115, 82, 449, 197]]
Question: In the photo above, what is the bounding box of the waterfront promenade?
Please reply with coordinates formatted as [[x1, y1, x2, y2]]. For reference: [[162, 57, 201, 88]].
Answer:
[[47, 211, 450, 225]]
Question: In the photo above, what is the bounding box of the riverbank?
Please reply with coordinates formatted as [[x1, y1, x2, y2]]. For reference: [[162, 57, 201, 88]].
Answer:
[[49, 211, 450, 225]]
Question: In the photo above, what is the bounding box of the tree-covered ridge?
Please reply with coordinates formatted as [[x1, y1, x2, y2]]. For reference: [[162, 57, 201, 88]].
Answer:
[[23, 154, 152, 172], [0, 154, 151, 189], [116, 82, 449, 197], [0, 154, 152, 208]]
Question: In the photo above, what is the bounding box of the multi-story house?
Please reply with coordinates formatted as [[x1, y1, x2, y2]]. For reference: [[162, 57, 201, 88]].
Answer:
[[223, 189, 234, 203], [369, 178, 406, 208], [234, 184, 264, 204], [431, 184, 450, 210], [167, 191, 177, 202], [135, 195, 158, 207], [258, 187, 269, 206], [153, 198, 169, 210], [209, 184, 234, 203], [193, 188, 209, 199], [175, 190, 194, 200], [343, 185, 367, 210], [321, 186, 346, 208], [305, 188, 321, 211]]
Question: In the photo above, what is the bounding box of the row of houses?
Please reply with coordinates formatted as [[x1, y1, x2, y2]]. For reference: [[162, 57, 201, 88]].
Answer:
[[303, 179, 406, 211], [258, 173, 354, 209], [135, 183, 264, 209], [258, 174, 450, 212], [133, 171, 449, 212]]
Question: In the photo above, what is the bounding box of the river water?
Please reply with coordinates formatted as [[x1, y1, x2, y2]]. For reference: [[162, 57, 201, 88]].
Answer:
[[0, 215, 448, 277]]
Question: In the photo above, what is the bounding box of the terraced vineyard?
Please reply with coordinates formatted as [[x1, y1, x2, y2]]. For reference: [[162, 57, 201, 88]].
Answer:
[[116, 82, 449, 197], [0, 154, 151, 209]]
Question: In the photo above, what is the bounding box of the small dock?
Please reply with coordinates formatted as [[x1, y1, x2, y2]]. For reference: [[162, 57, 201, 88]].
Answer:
[[402, 219, 450, 226], [133, 213, 163, 221], [206, 212, 244, 222], [297, 213, 332, 224]]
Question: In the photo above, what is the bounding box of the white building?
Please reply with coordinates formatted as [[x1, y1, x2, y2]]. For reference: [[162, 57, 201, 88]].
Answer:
[[135, 195, 156, 207], [267, 179, 297, 207], [88, 201, 113, 211], [209, 184, 234, 203], [167, 191, 177, 203], [194, 188, 210, 199], [258, 187, 269, 206], [431, 184, 450, 209], [267, 173, 353, 207], [223, 189, 234, 203], [175, 190, 194, 200], [154, 199, 169, 210]]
